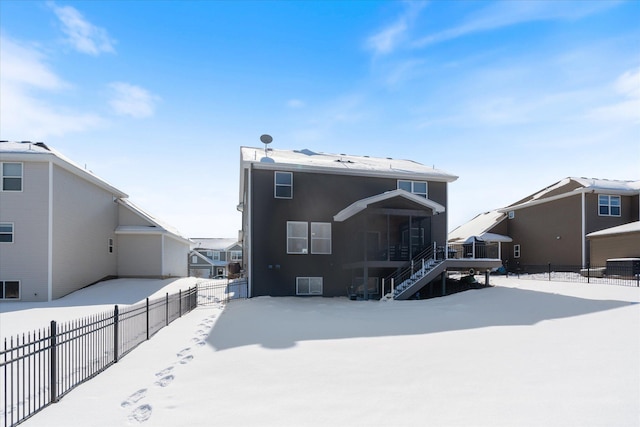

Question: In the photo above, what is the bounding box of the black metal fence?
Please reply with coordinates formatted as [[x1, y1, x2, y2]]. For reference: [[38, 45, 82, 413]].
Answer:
[[1, 279, 248, 427], [506, 264, 640, 287]]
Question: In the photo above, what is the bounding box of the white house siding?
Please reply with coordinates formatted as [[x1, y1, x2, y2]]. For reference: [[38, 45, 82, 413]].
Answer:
[[117, 234, 163, 277], [51, 164, 119, 299], [162, 236, 189, 277], [0, 161, 50, 301]]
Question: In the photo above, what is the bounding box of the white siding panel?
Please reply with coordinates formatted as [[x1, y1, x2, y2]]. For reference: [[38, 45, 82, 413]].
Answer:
[[0, 162, 50, 301], [51, 165, 118, 299], [117, 234, 163, 277], [162, 236, 189, 277]]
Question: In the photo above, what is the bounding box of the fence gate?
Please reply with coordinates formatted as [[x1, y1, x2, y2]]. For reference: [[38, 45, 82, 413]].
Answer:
[[197, 278, 248, 305]]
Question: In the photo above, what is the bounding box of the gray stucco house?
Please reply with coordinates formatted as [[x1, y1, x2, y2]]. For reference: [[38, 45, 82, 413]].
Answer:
[[0, 141, 191, 301]]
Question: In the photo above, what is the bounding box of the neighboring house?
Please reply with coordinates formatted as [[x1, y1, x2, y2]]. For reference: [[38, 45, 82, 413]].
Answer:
[[238, 146, 500, 300], [449, 177, 640, 269], [0, 141, 191, 302], [188, 238, 242, 278]]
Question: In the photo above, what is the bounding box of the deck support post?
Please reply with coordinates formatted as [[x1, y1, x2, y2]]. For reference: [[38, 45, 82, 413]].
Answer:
[[441, 272, 446, 296]]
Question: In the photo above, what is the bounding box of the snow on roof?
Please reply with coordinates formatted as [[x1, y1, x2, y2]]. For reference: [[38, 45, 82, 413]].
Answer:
[[117, 199, 190, 243], [586, 221, 640, 238], [523, 177, 640, 204], [191, 238, 238, 250], [0, 140, 127, 198], [240, 146, 458, 182], [448, 210, 507, 243], [333, 189, 445, 222]]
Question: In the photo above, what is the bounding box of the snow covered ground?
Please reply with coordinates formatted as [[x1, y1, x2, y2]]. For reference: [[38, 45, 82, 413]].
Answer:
[[2, 276, 639, 427]]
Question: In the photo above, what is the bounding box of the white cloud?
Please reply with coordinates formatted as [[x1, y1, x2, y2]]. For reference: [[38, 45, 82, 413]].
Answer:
[[49, 2, 116, 55], [0, 35, 104, 140], [413, 1, 621, 48], [586, 68, 640, 123], [108, 82, 160, 118], [0, 36, 67, 90], [366, 1, 427, 55]]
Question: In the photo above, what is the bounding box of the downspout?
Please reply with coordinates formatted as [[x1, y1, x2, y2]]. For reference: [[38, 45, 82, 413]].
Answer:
[[47, 162, 53, 301], [581, 192, 586, 267], [247, 163, 253, 298]]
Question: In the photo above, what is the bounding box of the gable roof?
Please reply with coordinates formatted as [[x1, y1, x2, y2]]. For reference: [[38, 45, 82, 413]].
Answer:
[[0, 140, 127, 197], [502, 177, 640, 212], [334, 189, 445, 222], [191, 238, 238, 250], [116, 199, 191, 243], [448, 210, 507, 243]]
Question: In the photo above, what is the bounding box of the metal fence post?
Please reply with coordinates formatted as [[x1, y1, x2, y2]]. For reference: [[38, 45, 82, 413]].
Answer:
[[50, 321, 57, 403], [165, 293, 169, 326], [113, 305, 119, 363], [179, 289, 182, 317], [587, 262, 590, 284], [146, 298, 150, 340], [548, 263, 551, 281]]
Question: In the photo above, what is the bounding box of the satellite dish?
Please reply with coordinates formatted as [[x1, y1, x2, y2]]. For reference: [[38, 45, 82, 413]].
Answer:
[[260, 134, 273, 144]]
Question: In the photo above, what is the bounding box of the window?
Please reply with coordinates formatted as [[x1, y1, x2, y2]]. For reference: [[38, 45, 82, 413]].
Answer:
[[230, 250, 242, 261], [0, 223, 14, 243], [513, 244, 520, 258], [191, 255, 198, 263], [311, 222, 331, 254], [287, 221, 308, 254], [108, 238, 114, 253], [1, 280, 20, 299], [598, 195, 621, 216], [398, 180, 427, 198], [211, 251, 220, 261], [508, 211, 515, 219], [296, 277, 323, 295], [1, 163, 22, 191], [275, 171, 293, 199]]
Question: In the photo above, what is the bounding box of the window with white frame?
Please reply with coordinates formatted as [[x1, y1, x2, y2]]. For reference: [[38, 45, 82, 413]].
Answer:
[[1, 280, 20, 299], [513, 244, 521, 258], [287, 221, 308, 254], [1, 163, 22, 191], [0, 223, 14, 243], [275, 171, 293, 199], [296, 277, 323, 295], [211, 251, 220, 261], [598, 195, 621, 216], [398, 180, 427, 198], [230, 250, 242, 261], [508, 211, 515, 219], [311, 222, 331, 254]]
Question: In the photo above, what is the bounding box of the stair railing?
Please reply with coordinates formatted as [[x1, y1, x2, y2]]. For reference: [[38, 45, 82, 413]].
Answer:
[[382, 243, 438, 296]]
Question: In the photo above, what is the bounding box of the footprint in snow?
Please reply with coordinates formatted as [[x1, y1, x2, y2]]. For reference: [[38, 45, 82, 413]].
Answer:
[[176, 347, 191, 358], [179, 355, 194, 364], [121, 389, 147, 408], [129, 404, 152, 423], [155, 374, 174, 387], [155, 366, 174, 378]]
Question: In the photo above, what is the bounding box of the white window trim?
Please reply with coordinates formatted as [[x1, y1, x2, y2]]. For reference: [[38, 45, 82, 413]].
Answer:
[[513, 244, 521, 258], [311, 222, 332, 254], [1, 162, 23, 192], [598, 195, 621, 217], [275, 171, 293, 199], [397, 180, 428, 198], [0, 222, 14, 244], [230, 250, 242, 261], [287, 221, 308, 254], [191, 255, 198, 263], [0, 280, 21, 300], [296, 277, 323, 295]]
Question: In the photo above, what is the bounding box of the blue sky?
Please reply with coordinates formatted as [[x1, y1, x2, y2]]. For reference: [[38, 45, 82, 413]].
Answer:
[[1, 1, 638, 238]]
